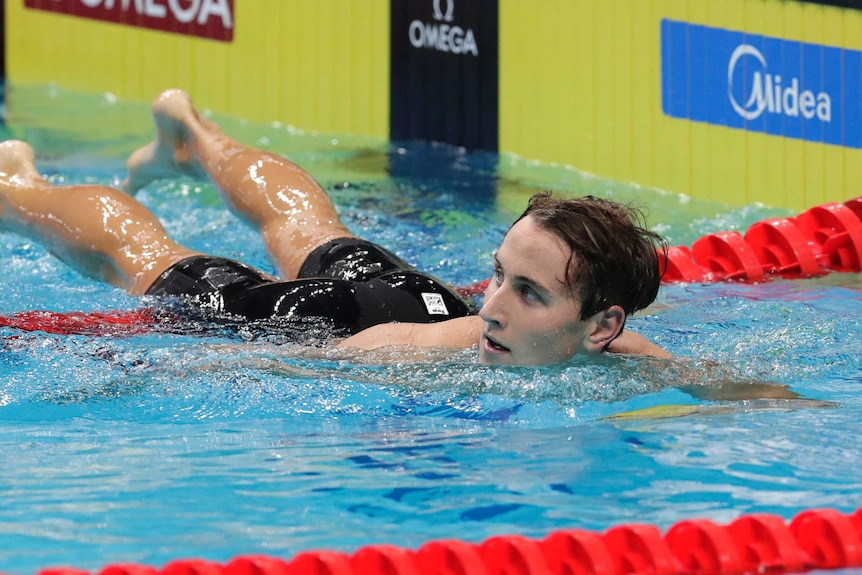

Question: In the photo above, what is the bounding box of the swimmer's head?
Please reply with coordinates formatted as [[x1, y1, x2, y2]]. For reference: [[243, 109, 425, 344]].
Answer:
[[477, 192, 666, 366], [518, 192, 666, 319]]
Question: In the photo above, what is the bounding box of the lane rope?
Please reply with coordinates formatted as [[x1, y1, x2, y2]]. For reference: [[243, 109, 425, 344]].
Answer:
[[25, 506, 862, 575], [660, 196, 862, 283]]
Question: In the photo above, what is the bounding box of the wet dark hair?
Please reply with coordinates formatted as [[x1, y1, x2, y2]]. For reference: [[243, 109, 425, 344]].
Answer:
[[514, 192, 667, 320]]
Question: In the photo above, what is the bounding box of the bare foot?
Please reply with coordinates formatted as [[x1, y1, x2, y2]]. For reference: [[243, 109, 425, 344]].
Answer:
[[0, 140, 51, 226], [0, 140, 43, 186], [123, 89, 213, 193]]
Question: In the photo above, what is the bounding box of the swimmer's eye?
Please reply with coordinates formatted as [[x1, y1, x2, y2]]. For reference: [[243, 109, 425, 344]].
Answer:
[[492, 264, 543, 303], [493, 267, 504, 284], [519, 285, 542, 302]]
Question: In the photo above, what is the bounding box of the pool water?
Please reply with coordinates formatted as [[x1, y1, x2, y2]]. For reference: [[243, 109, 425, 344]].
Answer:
[[1, 86, 861, 575]]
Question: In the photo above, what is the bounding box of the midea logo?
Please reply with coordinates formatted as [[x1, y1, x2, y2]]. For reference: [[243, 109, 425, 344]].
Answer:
[[727, 44, 832, 122]]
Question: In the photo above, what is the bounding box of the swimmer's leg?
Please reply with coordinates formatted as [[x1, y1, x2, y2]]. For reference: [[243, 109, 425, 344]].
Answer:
[[125, 88, 354, 280], [0, 140, 199, 295]]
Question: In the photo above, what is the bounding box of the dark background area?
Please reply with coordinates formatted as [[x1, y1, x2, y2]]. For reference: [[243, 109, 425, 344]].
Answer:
[[1, 0, 5, 84], [390, 0, 498, 152], [799, 0, 862, 7]]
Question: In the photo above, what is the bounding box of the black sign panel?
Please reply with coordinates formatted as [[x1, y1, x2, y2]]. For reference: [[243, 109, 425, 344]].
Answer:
[[798, 0, 862, 7], [390, 0, 499, 151], [0, 0, 5, 89]]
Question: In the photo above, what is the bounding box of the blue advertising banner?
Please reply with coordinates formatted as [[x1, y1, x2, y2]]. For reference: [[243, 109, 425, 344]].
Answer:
[[660, 19, 862, 149]]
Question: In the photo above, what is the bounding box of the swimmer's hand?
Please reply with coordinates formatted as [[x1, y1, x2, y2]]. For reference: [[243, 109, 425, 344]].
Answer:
[[647, 357, 803, 401], [607, 331, 673, 359]]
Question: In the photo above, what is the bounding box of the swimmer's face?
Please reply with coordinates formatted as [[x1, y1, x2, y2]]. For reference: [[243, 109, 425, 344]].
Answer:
[[478, 216, 613, 366]]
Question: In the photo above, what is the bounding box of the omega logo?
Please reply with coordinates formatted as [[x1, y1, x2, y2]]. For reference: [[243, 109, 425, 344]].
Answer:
[[408, 0, 479, 57], [432, 0, 454, 22]]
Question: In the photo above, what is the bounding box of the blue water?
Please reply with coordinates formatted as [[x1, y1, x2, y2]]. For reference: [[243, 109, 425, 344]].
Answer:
[[1, 88, 861, 575]]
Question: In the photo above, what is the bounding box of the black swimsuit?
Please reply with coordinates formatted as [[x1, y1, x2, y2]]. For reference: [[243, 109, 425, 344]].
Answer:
[[145, 238, 476, 339]]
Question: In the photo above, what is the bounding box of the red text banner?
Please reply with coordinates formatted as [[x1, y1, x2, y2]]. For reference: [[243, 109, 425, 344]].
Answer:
[[24, 0, 234, 42]]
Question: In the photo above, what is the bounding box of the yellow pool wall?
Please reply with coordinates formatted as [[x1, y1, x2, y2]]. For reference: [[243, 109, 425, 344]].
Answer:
[[6, 1, 391, 139]]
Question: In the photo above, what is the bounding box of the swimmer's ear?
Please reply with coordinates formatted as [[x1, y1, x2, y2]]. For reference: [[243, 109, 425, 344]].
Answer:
[[584, 305, 625, 353]]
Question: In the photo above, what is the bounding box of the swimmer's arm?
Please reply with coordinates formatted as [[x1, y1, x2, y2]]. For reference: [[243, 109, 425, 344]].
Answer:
[[336, 316, 483, 351], [607, 331, 674, 359]]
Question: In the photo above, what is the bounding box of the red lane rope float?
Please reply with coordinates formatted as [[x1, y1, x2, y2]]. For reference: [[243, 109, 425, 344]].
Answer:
[[661, 196, 862, 283], [456, 281, 490, 298], [0, 300, 514, 338], [0, 296, 491, 337], [0, 309, 160, 336], [20, 507, 862, 575]]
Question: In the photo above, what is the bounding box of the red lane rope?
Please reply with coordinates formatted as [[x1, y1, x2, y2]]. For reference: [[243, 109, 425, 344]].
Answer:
[[24, 506, 862, 575], [0, 309, 159, 336], [0, 296, 489, 337], [661, 196, 862, 283]]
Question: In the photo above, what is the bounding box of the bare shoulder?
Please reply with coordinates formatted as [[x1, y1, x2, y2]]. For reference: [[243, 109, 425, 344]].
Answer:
[[608, 330, 673, 359], [336, 316, 482, 351]]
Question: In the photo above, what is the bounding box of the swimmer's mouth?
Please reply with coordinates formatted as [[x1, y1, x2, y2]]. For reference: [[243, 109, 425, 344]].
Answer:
[[483, 333, 510, 353]]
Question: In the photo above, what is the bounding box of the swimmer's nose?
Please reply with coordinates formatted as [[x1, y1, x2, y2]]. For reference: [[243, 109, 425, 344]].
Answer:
[[479, 281, 506, 328]]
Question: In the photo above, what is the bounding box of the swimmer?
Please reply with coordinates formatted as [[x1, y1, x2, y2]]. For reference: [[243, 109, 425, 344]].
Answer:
[[0, 88, 670, 365]]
